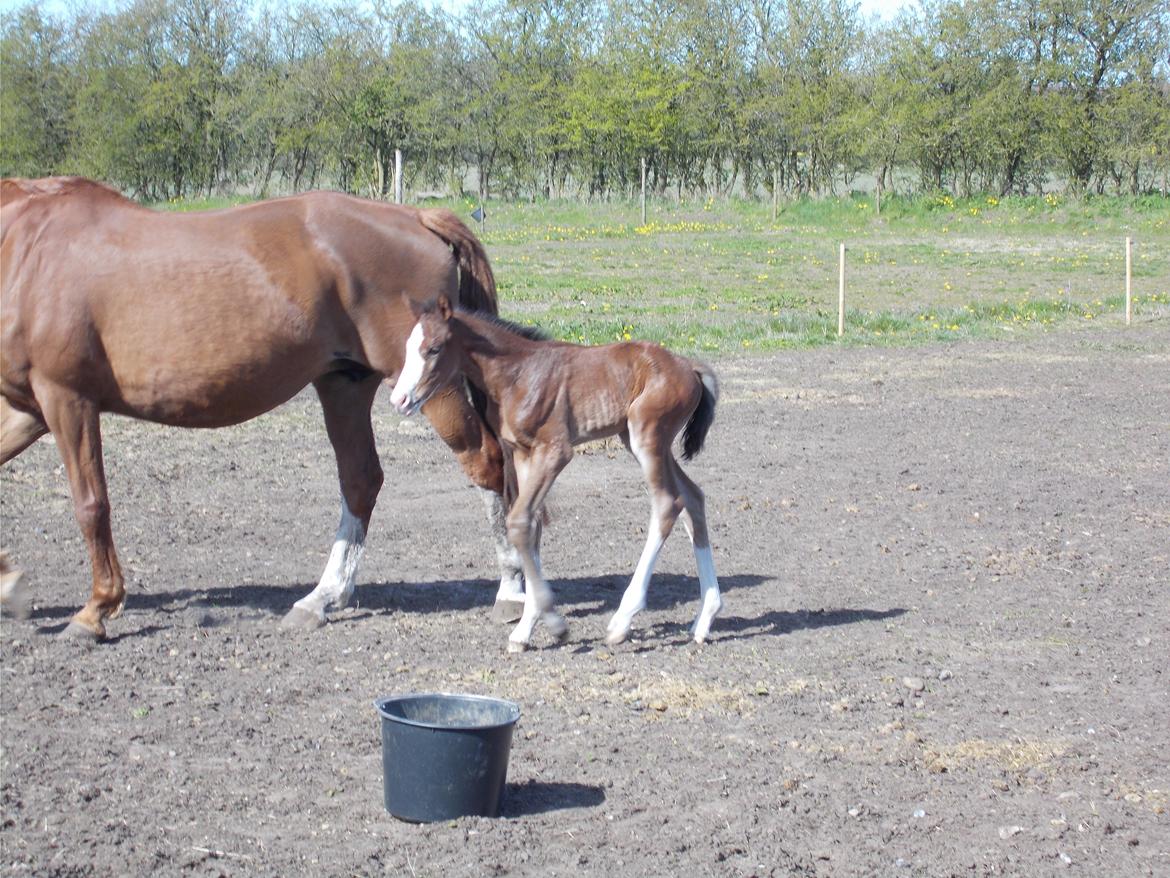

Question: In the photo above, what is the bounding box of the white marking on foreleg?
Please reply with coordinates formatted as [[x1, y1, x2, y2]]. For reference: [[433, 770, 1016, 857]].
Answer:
[[691, 544, 722, 643], [292, 499, 366, 622], [508, 590, 541, 651], [606, 523, 665, 644], [480, 489, 525, 601]]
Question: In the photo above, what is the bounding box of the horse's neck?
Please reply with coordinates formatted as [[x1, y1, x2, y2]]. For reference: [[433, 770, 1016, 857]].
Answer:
[[455, 313, 534, 397]]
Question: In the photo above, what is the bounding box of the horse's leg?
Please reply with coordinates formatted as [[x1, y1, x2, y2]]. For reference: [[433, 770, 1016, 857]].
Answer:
[[606, 430, 682, 646], [505, 444, 571, 653], [671, 459, 722, 643], [33, 385, 124, 640], [421, 385, 526, 622], [0, 398, 49, 619], [282, 374, 383, 629]]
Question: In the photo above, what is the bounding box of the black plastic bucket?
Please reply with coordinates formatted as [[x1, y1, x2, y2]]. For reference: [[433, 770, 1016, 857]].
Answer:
[[374, 692, 521, 822]]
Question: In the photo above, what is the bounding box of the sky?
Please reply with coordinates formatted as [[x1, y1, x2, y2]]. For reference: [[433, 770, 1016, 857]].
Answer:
[[1, 0, 912, 23]]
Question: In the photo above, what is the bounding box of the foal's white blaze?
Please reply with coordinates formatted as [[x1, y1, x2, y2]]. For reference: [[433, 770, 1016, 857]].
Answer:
[[389, 322, 427, 415], [292, 498, 366, 620]]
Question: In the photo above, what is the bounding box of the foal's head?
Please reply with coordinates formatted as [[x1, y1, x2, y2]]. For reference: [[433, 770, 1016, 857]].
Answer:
[[390, 295, 458, 416]]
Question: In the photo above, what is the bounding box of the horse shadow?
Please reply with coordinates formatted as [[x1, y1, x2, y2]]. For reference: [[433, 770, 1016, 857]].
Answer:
[[22, 572, 769, 624], [501, 779, 606, 817], [19, 574, 905, 647]]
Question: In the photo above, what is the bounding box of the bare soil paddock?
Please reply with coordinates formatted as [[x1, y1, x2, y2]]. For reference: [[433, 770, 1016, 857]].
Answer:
[[2, 322, 1168, 877]]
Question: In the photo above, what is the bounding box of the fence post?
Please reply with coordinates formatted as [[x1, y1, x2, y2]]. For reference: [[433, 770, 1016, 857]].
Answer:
[[1125, 236, 1133, 325], [838, 243, 846, 337], [641, 156, 647, 226], [394, 149, 403, 204], [772, 167, 778, 223]]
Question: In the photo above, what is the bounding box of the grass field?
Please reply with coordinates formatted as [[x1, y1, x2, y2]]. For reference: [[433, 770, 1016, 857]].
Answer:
[[165, 192, 1170, 354]]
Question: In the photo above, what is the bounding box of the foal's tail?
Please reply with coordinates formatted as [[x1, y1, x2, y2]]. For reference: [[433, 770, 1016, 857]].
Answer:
[[682, 361, 719, 461], [417, 208, 499, 315]]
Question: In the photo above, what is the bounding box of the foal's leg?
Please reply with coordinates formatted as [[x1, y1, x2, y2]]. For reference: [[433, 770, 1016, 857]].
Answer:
[[283, 374, 383, 628], [422, 385, 527, 622], [671, 459, 722, 643], [606, 431, 683, 646], [32, 383, 125, 640], [506, 444, 572, 652], [1, 397, 48, 465]]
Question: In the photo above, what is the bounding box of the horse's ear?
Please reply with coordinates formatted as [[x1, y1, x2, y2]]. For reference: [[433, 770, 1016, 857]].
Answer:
[[437, 294, 453, 321]]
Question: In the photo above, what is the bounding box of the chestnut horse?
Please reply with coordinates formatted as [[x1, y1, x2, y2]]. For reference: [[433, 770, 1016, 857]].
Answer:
[[0, 177, 528, 639], [389, 296, 723, 651]]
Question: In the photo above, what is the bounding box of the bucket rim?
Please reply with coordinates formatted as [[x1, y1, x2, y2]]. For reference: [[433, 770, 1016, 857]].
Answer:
[[374, 691, 521, 731]]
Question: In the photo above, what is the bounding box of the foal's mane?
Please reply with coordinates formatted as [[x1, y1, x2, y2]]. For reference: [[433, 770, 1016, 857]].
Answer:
[[456, 307, 549, 343]]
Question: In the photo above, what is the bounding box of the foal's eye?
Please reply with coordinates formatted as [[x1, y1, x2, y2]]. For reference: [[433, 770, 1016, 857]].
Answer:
[[426, 345, 442, 358]]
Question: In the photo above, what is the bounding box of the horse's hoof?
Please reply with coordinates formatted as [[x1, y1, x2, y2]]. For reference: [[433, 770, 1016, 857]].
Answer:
[[506, 640, 528, 654], [280, 606, 325, 630], [605, 628, 629, 647], [491, 598, 526, 624], [62, 621, 104, 643]]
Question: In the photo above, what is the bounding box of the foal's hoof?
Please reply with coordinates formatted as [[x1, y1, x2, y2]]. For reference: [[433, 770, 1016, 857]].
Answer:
[[0, 574, 30, 621], [491, 598, 526, 624], [62, 620, 104, 643], [605, 628, 630, 647], [280, 606, 325, 630], [506, 640, 529, 654]]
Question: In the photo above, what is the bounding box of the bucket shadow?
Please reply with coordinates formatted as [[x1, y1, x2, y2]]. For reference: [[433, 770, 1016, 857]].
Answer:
[[501, 779, 606, 817]]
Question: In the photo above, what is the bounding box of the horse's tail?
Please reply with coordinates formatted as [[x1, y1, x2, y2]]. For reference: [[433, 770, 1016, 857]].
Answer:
[[682, 361, 719, 461], [417, 208, 499, 315]]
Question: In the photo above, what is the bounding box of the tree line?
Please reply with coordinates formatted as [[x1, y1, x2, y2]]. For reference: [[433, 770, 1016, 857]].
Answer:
[[2, 0, 1167, 203]]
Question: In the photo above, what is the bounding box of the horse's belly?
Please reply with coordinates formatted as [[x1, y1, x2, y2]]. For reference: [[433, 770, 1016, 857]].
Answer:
[[106, 355, 325, 428]]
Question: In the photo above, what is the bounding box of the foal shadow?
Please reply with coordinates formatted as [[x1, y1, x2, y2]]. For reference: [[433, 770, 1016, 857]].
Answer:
[[501, 779, 606, 817], [643, 606, 908, 646]]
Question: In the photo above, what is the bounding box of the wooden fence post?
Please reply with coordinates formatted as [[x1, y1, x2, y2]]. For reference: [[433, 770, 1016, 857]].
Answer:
[[394, 149, 403, 204], [772, 167, 778, 223], [641, 156, 647, 226], [838, 243, 846, 337], [1125, 236, 1133, 325]]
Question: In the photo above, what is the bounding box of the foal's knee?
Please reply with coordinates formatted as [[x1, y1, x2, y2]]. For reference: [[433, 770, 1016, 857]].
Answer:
[[506, 511, 534, 549]]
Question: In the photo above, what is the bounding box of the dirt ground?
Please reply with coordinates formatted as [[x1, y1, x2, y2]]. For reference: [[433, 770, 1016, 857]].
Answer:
[[1, 321, 1167, 877]]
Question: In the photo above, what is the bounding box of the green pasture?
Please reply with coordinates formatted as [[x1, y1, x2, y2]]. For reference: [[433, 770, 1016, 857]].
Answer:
[[162, 193, 1170, 354]]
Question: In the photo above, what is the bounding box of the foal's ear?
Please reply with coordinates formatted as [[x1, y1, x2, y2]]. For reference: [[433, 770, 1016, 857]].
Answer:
[[436, 294, 453, 321]]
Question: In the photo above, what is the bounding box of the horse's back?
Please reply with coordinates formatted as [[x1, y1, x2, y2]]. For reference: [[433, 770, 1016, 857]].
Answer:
[[0, 180, 457, 426]]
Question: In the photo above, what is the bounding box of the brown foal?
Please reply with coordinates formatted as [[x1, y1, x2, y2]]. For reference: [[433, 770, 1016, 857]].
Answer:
[[390, 296, 723, 651], [0, 177, 527, 639]]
